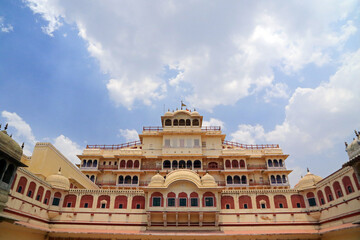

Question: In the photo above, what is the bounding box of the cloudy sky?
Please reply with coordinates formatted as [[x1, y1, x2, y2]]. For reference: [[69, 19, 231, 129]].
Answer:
[[1, 0, 359, 186]]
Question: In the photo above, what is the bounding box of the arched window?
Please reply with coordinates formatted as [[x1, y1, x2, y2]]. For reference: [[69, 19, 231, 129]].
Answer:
[[0, 159, 7, 179], [114, 195, 127, 209], [134, 160, 139, 168], [132, 196, 145, 209], [179, 160, 186, 169], [225, 160, 231, 168], [241, 175, 247, 184], [80, 195, 93, 208], [35, 186, 44, 202], [353, 173, 360, 190], [239, 160, 245, 168], [276, 175, 282, 184], [86, 175, 89, 178], [52, 192, 62, 206], [186, 119, 191, 126], [179, 119, 185, 126], [165, 119, 172, 126], [63, 194, 77, 208], [274, 195, 288, 208], [163, 160, 171, 169], [127, 160, 133, 168], [118, 175, 124, 184], [120, 160, 126, 168], [208, 162, 218, 169], [282, 175, 287, 183], [167, 192, 176, 207], [192, 119, 199, 126], [291, 194, 305, 208], [90, 175, 95, 182], [150, 192, 163, 207], [325, 186, 334, 202], [194, 160, 201, 169], [342, 176, 354, 195], [82, 160, 86, 167], [317, 190, 326, 205], [187, 160, 192, 169], [256, 195, 269, 209], [333, 181, 343, 198], [203, 192, 216, 207], [173, 119, 179, 126], [132, 176, 138, 184], [124, 175, 131, 184], [227, 176, 233, 184], [234, 175, 240, 184], [16, 176, 27, 194], [97, 195, 110, 208], [221, 196, 234, 209], [189, 192, 199, 207], [27, 181, 36, 198], [270, 175, 276, 184], [273, 159, 279, 167], [307, 192, 317, 206], [268, 159, 273, 167], [232, 160, 239, 168], [87, 160, 92, 167], [93, 160, 98, 168], [43, 190, 51, 205], [2, 164, 15, 184], [279, 159, 283, 167], [239, 195, 252, 209], [172, 160, 178, 169]]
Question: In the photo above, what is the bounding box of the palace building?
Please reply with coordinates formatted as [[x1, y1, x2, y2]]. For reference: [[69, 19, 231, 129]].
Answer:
[[0, 109, 359, 239]]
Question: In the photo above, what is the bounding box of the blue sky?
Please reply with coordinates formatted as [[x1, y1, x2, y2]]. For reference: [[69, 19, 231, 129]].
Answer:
[[1, 0, 359, 186]]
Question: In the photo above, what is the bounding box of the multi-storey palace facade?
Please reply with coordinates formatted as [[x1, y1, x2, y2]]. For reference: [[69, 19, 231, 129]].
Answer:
[[0, 110, 359, 239]]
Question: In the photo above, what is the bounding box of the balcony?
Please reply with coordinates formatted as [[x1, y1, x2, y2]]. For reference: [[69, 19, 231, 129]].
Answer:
[[223, 140, 279, 149], [143, 126, 222, 132], [249, 181, 270, 186], [95, 180, 116, 186], [247, 164, 267, 170], [98, 165, 118, 170], [86, 140, 142, 150]]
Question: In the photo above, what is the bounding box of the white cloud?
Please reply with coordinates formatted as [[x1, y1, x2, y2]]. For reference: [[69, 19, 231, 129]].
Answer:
[[118, 129, 139, 142], [203, 118, 225, 130], [231, 49, 360, 184], [0, 16, 14, 33], [264, 83, 289, 102], [24, 0, 359, 110], [53, 135, 82, 164], [1, 111, 83, 164], [1, 111, 36, 155]]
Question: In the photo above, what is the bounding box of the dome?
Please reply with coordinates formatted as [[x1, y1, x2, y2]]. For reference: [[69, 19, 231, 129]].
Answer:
[[0, 129, 23, 161], [201, 172, 217, 187], [148, 173, 164, 187], [46, 169, 70, 190], [191, 111, 200, 116], [345, 132, 360, 160], [294, 171, 322, 190]]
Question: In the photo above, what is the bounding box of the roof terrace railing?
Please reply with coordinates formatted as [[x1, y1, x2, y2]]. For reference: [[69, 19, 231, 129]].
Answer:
[[223, 140, 279, 149], [86, 140, 142, 150], [142, 126, 222, 131]]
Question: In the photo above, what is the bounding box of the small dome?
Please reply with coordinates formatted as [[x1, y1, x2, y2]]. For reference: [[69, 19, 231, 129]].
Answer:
[[191, 111, 200, 116], [294, 171, 322, 190], [0, 130, 23, 161], [148, 173, 164, 187], [201, 172, 217, 187], [46, 169, 70, 190], [346, 134, 360, 160]]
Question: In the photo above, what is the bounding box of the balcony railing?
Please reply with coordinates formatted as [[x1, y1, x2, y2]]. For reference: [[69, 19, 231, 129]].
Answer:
[[98, 165, 118, 170], [247, 164, 267, 170], [86, 140, 141, 150], [249, 181, 270, 186], [223, 140, 279, 149], [143, 126, 222, 132], [95, 181, 117, 186]]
